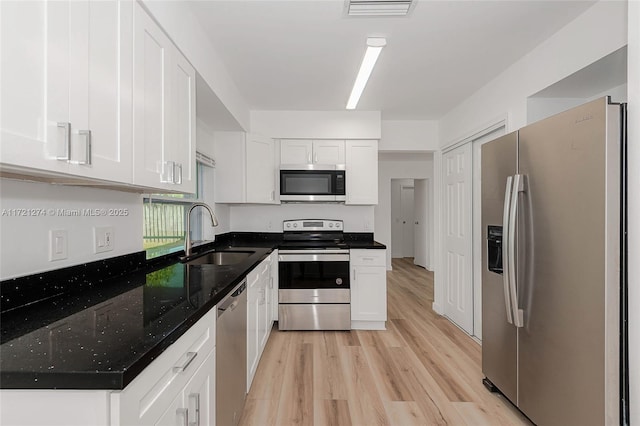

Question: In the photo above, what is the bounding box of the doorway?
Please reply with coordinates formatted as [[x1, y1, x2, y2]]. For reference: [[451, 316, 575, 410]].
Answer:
[[390, 178, 430, 269]]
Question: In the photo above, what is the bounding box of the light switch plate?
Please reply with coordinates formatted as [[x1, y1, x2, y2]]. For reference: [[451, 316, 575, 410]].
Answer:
[[94, 226, 115, 254], [49, 230, 68, 261]]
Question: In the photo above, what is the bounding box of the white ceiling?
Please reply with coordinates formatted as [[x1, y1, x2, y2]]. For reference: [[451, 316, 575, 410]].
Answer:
[[188, 0, 596, 120]]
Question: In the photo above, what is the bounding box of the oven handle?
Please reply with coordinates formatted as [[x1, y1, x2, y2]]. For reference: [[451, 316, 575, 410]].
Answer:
[[279, 254, 350, 262]]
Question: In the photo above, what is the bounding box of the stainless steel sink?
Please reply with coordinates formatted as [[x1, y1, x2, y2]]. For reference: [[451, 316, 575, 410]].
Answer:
[[186, 250, 255, 266]]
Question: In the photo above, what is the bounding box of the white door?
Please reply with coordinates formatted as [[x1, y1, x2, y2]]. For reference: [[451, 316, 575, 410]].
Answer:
[[442, 142, 473, 333], [414, 179, 429, 268], [401, 185, 415, 258]]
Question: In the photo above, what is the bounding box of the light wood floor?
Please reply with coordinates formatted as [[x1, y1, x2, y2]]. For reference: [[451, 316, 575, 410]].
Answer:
[[239, 258, 532, 426]]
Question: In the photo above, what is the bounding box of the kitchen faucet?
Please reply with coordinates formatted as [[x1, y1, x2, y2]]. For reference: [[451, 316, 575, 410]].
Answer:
[[185, 202, 218, 257]]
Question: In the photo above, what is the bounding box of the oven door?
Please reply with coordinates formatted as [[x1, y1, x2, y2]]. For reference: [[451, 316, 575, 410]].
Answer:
[[278, 250, 350, 330], [278, 251, 350, 290]]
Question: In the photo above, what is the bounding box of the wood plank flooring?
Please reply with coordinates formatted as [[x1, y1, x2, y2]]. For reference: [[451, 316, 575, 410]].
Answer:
[[239, 258, 532, 426]]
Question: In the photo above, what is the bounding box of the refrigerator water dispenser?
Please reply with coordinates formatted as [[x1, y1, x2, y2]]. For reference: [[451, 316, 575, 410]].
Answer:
[[487, 226, 503, 274]]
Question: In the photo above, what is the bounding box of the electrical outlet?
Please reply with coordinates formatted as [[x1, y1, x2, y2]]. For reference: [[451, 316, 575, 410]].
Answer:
[[94, 226, 115, 254], [49, 230, 68, 261]]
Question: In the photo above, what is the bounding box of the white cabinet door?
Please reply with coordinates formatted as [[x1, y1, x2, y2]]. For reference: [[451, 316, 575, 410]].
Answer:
[[247, 268, 260, 392], [351, 266, 387, 321], [257, 261, 272, 352], [313, 140, 345, 165], [346, 140, 378, 205], [213, 131, 246, 203], [182, 350, 215, 426], [154, 391, 185, 426], [270, 251, 279, 321], [1, 1, 70, 174], [350, 249, 387, 328], [214, 132, 276, 204], [132, 3, 172, 190], [132, 3, 195, 193], [171, 53, 197, 194], [280, 139, 312, 165], [246, 134, 276, 203], [0, 1, 133, 183], [72, 0, 133, 183]]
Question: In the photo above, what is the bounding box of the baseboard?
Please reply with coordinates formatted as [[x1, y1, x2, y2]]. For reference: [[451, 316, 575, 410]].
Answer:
[[432, 302, 444, 315], [351, 320, 386, 330]]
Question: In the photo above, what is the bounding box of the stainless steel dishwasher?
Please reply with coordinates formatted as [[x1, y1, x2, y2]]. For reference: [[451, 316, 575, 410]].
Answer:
[[216, 280, 247, 426]]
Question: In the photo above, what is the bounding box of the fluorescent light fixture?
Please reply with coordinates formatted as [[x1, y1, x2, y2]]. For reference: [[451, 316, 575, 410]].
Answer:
[[346, 37, 386, 110], [347, 0, 414, 16]]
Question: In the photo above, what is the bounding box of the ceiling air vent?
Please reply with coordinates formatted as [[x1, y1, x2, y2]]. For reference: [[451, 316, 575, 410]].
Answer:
[[346, 0, 415, 17]]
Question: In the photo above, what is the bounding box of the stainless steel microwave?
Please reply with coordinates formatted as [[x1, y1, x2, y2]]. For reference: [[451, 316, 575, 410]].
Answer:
[[279, 165, 346, 202]]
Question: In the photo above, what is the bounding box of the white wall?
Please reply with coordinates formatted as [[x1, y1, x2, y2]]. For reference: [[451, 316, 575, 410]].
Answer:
[[229, 204, 374, 233], [626, 0, 639, 422], [433, 0, 628, 316], [527, 83, 628, 124], [250, 110, 381, 139], [142, 1, 250, 131], [380, 120, 439, 151], [376, 155, 433, 269], [0, 179, 142, 280], [439, 0, 628, 146]]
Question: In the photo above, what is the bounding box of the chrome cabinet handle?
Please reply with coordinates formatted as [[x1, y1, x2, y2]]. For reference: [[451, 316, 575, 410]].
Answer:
[[56, 122, 71, 161], [502, 177, 514, 324], [75, 130, 92, 165], [173, 351, 197, 373], [188, 393, 200, 426], [308, 152, 312, 164], [314, 152, 318, 163], [174, 163, 183, 185], [160, 161, 175, 183], [509, 174, 524, 328], [177, 408, 188, 426]]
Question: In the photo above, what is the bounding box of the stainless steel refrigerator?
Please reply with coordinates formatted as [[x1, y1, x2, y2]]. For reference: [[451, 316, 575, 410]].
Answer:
[[481, 97, 626, 425]]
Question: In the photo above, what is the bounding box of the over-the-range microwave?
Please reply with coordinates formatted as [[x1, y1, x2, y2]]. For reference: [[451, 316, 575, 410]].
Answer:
[[279, 165, 345, 202]]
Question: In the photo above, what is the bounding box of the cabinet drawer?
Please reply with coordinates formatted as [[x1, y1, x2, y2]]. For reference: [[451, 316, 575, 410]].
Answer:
[[111, 307, 216, 426], [350, 249, 386, 267]]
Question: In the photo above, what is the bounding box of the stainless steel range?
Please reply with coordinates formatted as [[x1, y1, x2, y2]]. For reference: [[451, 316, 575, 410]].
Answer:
[[278, 219, 350, 330]]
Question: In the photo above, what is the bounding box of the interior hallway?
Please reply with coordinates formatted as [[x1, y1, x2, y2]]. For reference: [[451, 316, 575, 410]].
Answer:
[[239, 258, 531, 425]]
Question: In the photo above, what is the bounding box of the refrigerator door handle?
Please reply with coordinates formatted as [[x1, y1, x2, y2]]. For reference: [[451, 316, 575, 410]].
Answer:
[[502, 176, 514, 324], [509, 174, 524, 327]]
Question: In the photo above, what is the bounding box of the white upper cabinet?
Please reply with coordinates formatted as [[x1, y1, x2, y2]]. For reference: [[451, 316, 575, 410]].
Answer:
[[346, 140, 378, 205], [132, 2, 196, 194], [280, 140, 312, 165], [280, 139, 345, 165], [0, 1, 133, 182], [214, 132, 276, 204], [246, 134, 276, 203], [313, 140, 345, 165]]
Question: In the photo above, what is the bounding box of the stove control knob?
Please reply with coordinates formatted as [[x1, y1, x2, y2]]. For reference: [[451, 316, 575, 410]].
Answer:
[[286, 223, 291, 228], [329, 223, 333, 228], [293, 223, 298, 228], [335, 222, 341, 229]]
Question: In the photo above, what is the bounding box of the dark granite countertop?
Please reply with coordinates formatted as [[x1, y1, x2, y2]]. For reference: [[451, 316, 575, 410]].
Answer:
[[0, 244, 274, 390], [0, 232, 384, 390]]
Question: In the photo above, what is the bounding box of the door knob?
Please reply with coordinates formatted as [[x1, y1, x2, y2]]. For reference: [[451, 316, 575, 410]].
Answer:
[[403, 221, 406, 224]]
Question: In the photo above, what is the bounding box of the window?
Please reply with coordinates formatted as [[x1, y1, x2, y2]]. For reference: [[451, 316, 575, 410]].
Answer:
[[143, 159, 215, 259]]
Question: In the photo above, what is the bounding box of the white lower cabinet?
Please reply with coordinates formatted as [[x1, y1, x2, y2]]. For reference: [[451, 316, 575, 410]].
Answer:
[[155, 350, 215, 426], [112, 307, 216, 425], [0, 306, 217, 426], [350, 249, 387, 330], [246, 254, 276, 392], [270, 250, 279, 322]]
